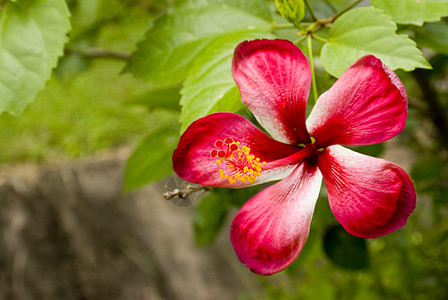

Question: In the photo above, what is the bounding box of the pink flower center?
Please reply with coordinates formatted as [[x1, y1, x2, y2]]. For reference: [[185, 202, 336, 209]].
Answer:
[[210, 137, 266, 184], [298, 137, 322, 163], [266, 137, 323, 169]]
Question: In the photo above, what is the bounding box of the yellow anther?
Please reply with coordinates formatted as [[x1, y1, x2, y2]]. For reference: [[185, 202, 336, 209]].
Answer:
[[213, 139, 266, 185]]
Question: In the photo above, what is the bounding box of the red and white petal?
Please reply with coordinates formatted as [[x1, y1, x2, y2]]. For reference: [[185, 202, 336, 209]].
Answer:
[[232, 39, 311, 145], [318, 145, 416, 239], [230, 162, 322, 275], [307, 55, 408, 147], [173, 112, 300, 188]]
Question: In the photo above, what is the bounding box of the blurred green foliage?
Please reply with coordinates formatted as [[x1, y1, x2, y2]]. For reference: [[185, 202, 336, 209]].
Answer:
[[0, 0, 447, 299], [0, 0, 176, 163]]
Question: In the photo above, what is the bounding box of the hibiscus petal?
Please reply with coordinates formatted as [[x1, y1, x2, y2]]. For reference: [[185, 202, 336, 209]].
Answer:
[[230, 162, 322, 275], [307, 55, 408, 147], [173, 112, 300, 188], [318, 145, 416, 239], [232, 39, 311, 144]]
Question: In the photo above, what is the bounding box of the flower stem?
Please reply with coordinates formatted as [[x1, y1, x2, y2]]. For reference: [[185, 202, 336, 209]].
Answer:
[[307, 34, 318, 104]]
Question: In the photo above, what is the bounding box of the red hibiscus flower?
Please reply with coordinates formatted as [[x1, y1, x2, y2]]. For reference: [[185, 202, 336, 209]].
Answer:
[[173, 39, 416, 275]]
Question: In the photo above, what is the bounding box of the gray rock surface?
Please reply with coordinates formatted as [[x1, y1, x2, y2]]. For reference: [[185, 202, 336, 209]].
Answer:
[[0, 150, 261, 300]]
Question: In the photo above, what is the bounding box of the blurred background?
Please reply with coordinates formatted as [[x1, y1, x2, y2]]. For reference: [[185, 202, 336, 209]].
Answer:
[[0, 0, 447, 299]]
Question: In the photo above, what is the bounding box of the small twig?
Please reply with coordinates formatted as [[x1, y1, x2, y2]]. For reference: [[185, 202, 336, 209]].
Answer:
[[333, 0, 362, 20], [278, 0, 362, 45], [163, 185, 212, 200], [304, 0, 318, 22], [65, 48, 130, 61], [307, 0, 362, 32]]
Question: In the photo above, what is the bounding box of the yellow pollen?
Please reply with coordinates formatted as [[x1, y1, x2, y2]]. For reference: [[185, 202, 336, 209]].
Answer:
[[210, 138, 267, 184]]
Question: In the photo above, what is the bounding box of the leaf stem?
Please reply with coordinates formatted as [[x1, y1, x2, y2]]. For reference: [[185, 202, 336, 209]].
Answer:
[[307, 34, 318, 104], [304, 0, 318, 22], [312, 34, 328, 43], [293, 34, 307, 45]]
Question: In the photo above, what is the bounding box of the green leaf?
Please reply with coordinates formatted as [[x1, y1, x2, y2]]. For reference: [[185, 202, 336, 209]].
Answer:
[[209, 85, 244, 114], [194, 190, 228, 246], [123, 126, 179, 192], [411, 156, 448, 193], [127, 86, 181, 111], [321, 7, 431, 78], [0, 0, 71, 115], [72, 0, 123, 30], [411, 157, 448, 182], [371, 0, 448, 26], [126, 0, 273, 84], [416, 22, 448, 56], [349, 143, 385, 157], [219, 185, 263, 207], [193, 184, 264, 246], [323, 225, 369, 270], [179, 31, 270, 132]]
